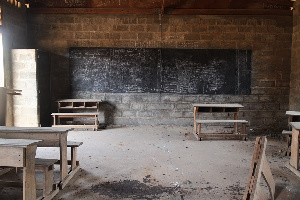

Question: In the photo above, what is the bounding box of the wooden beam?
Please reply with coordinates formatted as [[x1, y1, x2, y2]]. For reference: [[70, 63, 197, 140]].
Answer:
[[24, 0, 294, 10], [28, 8, 158, 14], [165, 8, 293, 15], [27, 7, 292, 16]]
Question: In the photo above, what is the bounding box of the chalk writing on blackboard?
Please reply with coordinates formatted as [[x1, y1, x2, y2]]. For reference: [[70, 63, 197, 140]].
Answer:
[[69, 48, 251, 94]]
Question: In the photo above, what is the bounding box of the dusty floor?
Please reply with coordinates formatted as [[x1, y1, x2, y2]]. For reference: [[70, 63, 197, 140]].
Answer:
[[1, 126, 300, 200]]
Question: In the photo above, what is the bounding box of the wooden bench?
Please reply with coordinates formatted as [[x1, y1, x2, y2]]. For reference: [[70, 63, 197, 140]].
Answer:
[[52, 113, 99, 131], [243, 137, 300, 200], [54, 141, 82, 184], [0, 158, 59, 200], [194, 119, 248, 141], [282, 130, 292, 156], [35, 158, 59, 200], [67, 141, 83, 171]]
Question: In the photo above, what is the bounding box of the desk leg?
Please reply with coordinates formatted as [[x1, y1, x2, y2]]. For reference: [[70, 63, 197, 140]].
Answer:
[[53, 115, 56, 125], [290, 128, 299, 170], [59, 133, 68, 184], [197, 123, 201, 141], [193, 107, 197, 134], [289, 116, 293, 130], [234, 112, 238, 133], [23, 145, 37, 200], [71, 147, 77, 171], [94, 115, 98, 131]]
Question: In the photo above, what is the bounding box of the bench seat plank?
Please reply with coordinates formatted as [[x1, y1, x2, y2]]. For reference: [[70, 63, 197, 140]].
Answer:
[[195, 120, 248, 123], [67, 141, 83, 147], [282, 130, 292, 135], [51, 113, 99, 117], [52, 125, 98, 129]]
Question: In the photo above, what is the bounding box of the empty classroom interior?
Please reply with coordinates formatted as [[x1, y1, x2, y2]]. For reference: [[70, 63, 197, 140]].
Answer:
[[1, 0, 300, 199]]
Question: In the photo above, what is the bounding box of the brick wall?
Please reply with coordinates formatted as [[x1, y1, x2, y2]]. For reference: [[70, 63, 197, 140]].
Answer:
[[290, 1, 300, 111], [27, 14, 292, 134]]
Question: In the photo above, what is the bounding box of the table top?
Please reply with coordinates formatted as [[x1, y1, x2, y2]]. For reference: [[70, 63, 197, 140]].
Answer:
[[0, 138, 42, 147], [56, 99, 102, 102], [192, 103, 244, 108], [0, 126, 72, 133], [286, 111, 300, 116], [290, 122, 300, 130]]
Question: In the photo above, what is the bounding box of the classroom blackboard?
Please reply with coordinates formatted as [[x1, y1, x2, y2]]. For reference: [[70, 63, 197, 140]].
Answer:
[[69, 48, 251, 94]]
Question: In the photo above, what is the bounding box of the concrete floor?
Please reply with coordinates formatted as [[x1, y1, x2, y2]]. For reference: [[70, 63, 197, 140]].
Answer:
[[1, 126, 300, 199]]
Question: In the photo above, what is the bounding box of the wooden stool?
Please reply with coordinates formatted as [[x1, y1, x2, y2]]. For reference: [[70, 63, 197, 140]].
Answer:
[[282, 130, 292, 156]]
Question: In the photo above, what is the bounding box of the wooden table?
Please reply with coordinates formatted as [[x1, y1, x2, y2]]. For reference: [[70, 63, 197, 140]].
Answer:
[[193, 103, 247, 140], [0, 138, 42, 200], [286, 122, 300, 177], [0, 126, 73, 188]]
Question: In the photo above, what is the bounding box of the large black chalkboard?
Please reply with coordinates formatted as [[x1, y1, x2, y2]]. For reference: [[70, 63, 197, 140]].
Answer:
[[70, 48, 251, 94]]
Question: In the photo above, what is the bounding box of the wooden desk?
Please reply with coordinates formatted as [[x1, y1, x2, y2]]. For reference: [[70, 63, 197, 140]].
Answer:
[[53, 99, 101, 131], [0, 126, 73, 188], [193, 104, 246, 140], [0, 138, 41, 200], [286, 122, 300, 177]]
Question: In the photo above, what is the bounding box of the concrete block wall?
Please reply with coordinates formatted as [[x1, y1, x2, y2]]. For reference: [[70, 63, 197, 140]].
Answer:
[[27, 14, 293, 134], [290, 1, 300, 111], [11, 49, 39, 127], [73, 91, 247, 131]]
